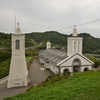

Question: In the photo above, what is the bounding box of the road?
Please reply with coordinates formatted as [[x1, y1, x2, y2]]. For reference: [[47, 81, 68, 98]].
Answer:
[[0, 80, 29, 100], [28, 59, 51, 85], [0, 58, 51, 100], [25, 42, 42, 50], [84, 54, 100, 57]]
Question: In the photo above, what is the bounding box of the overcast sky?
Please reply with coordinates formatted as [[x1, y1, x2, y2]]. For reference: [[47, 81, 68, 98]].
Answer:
[[0, 0, 100, 37]]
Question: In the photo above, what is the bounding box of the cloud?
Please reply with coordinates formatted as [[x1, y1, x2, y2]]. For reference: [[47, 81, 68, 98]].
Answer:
[[0, 0, 100, 37]]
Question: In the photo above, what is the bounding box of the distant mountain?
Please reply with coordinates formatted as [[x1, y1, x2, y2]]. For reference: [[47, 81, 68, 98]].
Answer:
[[0, 31, 100, 53], [25, 31, 100, 53], [78, 33, 100, 53], [25, 31, 67, 46], [0, 32, 33, 48]]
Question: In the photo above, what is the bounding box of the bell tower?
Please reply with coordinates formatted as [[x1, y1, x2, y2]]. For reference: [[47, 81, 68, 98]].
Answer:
[[46, 40, 51, 49], [7, 22, 28, 88], [67, 26, 83, 56]]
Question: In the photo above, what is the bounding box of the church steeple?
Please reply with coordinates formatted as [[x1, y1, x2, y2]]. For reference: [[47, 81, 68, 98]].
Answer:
[[67, 26, 83, 56], [72, 25, 77, 36]]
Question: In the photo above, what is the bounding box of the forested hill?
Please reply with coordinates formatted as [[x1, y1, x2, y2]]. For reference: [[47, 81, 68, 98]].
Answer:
[[25, 31, 67, 46], [0, 31, 100, 53], [25, 31, 100, 53]]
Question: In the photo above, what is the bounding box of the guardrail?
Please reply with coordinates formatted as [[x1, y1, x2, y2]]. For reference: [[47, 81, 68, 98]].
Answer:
[[84, 54, 100, 57], [0, 76, 9, 83]]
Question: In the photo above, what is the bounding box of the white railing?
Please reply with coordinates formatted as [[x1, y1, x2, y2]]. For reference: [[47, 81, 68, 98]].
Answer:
[[0, 76, 9, 83]]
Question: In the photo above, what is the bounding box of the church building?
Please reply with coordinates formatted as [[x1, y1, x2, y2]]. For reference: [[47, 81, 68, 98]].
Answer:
[[39, 26, 94, 74]]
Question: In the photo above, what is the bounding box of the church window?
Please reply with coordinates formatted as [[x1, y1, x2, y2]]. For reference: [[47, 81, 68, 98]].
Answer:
[[68, 41, 71, 52], [84, 68, 88, 71], [74, 42, 76, 52], [73, 59, 80, 66], [69, 42, 70, 48], [78, 42, 80, 52], [16, 39, 20, 50]]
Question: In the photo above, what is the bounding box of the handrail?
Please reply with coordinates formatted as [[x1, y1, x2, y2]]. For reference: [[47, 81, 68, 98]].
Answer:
[[0, 75, 9, 83]]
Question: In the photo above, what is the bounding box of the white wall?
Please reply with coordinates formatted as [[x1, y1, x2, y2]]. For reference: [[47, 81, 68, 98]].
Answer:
[[60, 67, 73, 73], [80, 66, 92, 72], [59, 54, 93, 73], [60, 54, 93, 67], [44, 63, 59, 74], [39, 58, 44, 64]]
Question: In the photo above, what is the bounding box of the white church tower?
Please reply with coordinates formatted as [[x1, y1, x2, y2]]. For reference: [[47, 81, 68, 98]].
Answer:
[[46, 40, 51, 49], [7, 22, 28, 88], [67, 26, 83, 56]]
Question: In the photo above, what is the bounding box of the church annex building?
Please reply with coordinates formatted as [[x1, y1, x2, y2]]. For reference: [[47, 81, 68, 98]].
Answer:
[[39, 27, 94, 74]]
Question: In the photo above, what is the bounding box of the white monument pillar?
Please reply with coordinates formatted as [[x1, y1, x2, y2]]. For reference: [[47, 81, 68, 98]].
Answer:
[[46, 40, 51, 49], [7, 22, 28, 88], [67, 26, 83, 56]]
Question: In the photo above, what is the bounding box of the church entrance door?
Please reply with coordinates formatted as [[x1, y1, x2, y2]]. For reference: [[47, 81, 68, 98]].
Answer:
[[73, 59, 81, 72], [73, 66, 80, 72]]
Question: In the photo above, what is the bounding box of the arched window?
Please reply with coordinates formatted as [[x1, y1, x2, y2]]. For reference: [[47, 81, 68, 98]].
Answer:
[[73, 59, 80, 66], [84, 68, 89, 71], [16, 39, 20, 50], [64, 69, 69, 74]]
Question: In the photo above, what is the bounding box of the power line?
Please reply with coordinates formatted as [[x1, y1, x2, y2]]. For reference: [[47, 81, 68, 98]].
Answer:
[[57, 18, 100, 31], [22, 1, 100, 29]]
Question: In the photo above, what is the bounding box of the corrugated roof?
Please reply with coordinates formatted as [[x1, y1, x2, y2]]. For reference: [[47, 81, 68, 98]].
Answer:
[[39, 49, 68, 66]]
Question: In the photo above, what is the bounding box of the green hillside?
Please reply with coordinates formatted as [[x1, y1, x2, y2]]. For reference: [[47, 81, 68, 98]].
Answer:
[[4, 70, 100, 100], [25, 32, 100, 53], [25, 31, 67, 46], [1, 31, 100, 53], [0, 32, 33, 48], [0, 32, 11, 48], [79, 33, 100, 53]]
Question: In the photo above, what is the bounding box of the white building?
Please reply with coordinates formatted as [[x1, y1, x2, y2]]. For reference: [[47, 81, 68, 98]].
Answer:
[[39, 26, 94, 74], [7, 22, 28, 88], [46, 40, 51, 49]]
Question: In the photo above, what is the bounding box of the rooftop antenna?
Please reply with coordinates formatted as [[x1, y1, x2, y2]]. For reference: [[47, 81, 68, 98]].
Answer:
[[15, 16, 16, 34]]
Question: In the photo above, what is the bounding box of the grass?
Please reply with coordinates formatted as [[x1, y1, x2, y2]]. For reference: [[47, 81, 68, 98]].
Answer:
[[4, 70, 100, 100], [26, 56, 34, 69], [26, 56, 33, 62]]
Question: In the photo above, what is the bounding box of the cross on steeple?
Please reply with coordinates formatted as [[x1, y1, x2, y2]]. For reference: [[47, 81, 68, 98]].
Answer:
[[74, 25, 76, 28]]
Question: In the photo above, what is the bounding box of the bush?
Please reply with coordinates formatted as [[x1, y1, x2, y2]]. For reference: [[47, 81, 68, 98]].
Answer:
[[27, 74, 70, 92], [0, 59, 10, 79]]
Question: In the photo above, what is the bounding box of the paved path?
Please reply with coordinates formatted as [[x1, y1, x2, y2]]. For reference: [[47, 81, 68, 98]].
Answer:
[[28, 59, 51, 85], [0, 59, 51, 100], [0, 80, 29, 100]]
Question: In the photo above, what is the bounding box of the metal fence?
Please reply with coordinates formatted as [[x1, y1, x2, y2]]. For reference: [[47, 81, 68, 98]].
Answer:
[[0, 76, 9, 83]]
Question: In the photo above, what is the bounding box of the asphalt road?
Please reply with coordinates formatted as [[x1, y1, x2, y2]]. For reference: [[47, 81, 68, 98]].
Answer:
[[0, 80, 29, 100], [28, 59, 51, 85], [0, 58, 51, 100]]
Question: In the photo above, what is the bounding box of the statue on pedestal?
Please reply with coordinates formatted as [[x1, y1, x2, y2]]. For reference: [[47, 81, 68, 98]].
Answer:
[[17, 22, 20, 28]]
